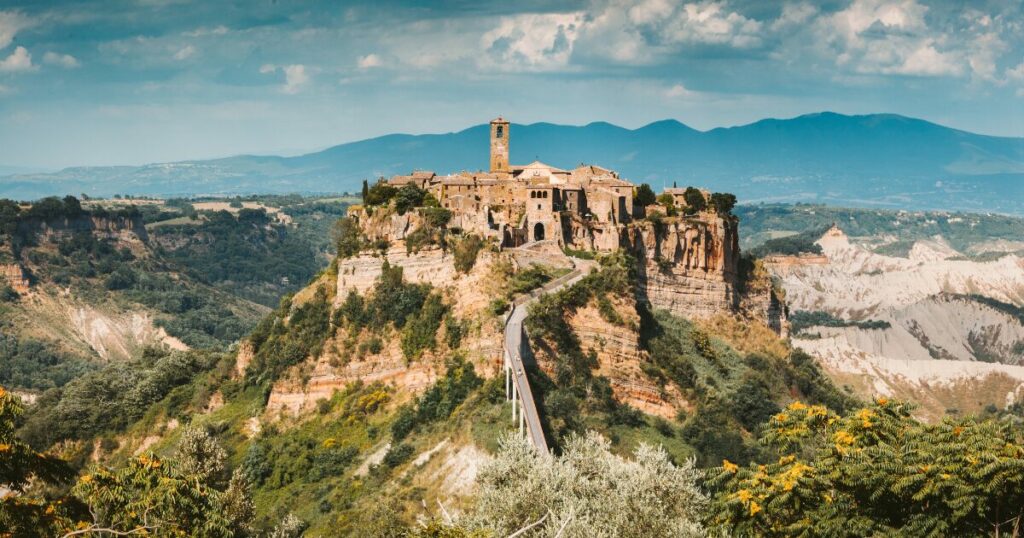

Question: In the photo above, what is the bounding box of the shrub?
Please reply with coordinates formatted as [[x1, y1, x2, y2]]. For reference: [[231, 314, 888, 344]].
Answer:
[[683, 187, 707, 213], [468, 432, 707, 537], [635, 183, 657, 206], [364, 180, 398, 206], [394, 184, 428, 215], [453, 234, 485, 273], [383, 443, 414, 468], [333, 217, 363, 259], [711, 192, 737, 215]]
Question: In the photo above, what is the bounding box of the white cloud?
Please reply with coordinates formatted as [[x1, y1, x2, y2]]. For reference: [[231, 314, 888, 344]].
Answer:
[[664, 83, 697, 98], [822, 0, 965, 77], [173, 45, 196, 60], [184, 25, 229, 37], [43, 51, 80, 68], [481, 13, 583, 71], [771, 2, 818, 31], [282, 64, 309, 94], [258, 63, 311, 93], [0, 10, 31, 50], [1007, 62, 1024, 81], [0, 46, 33, 72], [357, 53, 382, 69], [571, 0, 766, 65]]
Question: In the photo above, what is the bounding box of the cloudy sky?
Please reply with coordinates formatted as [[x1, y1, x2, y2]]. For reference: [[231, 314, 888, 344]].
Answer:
[[0, 0, 1021, 169]]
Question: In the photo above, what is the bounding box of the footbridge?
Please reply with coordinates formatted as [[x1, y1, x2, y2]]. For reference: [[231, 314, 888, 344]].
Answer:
[[502, 257, 594, 452]]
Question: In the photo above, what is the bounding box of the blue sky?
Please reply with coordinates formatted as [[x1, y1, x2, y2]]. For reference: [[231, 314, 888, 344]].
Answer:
[[0, 0, 1021, 169]]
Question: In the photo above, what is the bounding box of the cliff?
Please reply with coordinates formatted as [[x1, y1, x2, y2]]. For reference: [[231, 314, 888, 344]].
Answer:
[[15, 214, 148, 243]]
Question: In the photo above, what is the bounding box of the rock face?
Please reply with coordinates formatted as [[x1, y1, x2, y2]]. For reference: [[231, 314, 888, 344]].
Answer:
[[16, 214, 148, 243], [780, 226, 1024, 317], [561, 295, 688, 419], [0, 263, 29, 294], [267, 243, 505, 416], [773, 225, 1024, 420]]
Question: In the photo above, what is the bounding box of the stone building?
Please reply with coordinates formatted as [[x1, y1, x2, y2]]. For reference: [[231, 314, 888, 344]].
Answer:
[[385, 116, 640, 247]]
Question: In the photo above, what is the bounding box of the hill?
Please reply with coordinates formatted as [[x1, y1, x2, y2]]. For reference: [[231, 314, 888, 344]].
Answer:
[[4, 112, 1023, 213]]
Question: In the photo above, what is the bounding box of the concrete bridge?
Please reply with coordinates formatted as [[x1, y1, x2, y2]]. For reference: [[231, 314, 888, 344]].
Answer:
[[502, 256, 594, 452]]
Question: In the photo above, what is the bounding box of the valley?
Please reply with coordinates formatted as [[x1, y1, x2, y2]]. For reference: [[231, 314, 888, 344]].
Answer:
[[3, 154, 1024, 535]]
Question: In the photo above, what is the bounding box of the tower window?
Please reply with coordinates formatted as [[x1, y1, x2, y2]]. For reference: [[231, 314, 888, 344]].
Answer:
[[496, 125, 503, 138]]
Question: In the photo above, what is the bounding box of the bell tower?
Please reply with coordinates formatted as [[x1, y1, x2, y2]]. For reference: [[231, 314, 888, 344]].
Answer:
[[489, 116, 509, 174]]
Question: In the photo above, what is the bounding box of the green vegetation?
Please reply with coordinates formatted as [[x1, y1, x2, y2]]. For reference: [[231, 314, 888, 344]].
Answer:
[[506, 264, 569, 298], [683, 187, 707, 214], [153, 209, 321, 307], [467, 432, 706, 537], [747, 226, 827, 257], [247, 286, 333, 386], [399, 293, 447, 361], [2, 387, 263, 537], [789, 310, 892, 335], [19, 347, 228, 448], [364, 180, 398, 207], [0, 329, 96, 391], [710, 192, 737, 216], [711, 398, 1024, 537], [332, 216, 363, 259], [452, 234, 485, 273], [390, 357, 482, 441], [736, 203, 1024, 252], [635, 183, 657, 206]]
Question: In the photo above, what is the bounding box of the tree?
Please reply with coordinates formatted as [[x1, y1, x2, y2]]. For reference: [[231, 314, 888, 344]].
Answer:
[[333, 217, 363, 259], [635, 183, 657, 206], [361, 179, 369, 201], [364, 180, 398, 207], [0, 386, 74, 537], [467, 432, 706, 537], [683, 187, 707, 213], [175, 425, 229, 488], [711, 398, 1024, 537], [394, 184, 428, 215], [711, 192, 737, 215]]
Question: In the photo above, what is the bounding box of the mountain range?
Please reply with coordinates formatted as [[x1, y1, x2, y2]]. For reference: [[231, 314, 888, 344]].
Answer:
[[3, 112, 1023, 213]]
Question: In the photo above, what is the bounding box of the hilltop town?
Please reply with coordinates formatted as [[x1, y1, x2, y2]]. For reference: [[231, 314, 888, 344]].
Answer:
[[377, 117, 734, 252]]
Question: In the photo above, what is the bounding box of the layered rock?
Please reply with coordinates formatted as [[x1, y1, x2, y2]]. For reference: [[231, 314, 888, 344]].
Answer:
[[0, 263, 29, 294], [561, 295, 688, 419]]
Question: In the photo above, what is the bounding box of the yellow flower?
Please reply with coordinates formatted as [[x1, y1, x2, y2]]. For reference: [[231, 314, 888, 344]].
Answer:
[[823, 493, 833, 504], [778, 455, 796, 465], [834, 431, 855, 446], [80, 474, 93, 484], [749, 501, 762, 516], [875, 396, 889, 405], [722, 459, 739, 473], [0, 443, 10, 453], [788, 401, 808, 411], [737, 489, 753, 503]]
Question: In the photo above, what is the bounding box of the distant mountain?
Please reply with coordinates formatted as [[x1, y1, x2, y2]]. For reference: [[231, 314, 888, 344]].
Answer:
[[3, 112, 1023, 213]]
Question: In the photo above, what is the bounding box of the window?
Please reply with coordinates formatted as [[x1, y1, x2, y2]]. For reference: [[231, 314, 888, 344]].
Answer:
[[496, 125, 504, 138]]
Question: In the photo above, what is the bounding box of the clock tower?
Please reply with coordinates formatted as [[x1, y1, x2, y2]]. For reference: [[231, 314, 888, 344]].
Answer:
[[489, 116, 510, 174]]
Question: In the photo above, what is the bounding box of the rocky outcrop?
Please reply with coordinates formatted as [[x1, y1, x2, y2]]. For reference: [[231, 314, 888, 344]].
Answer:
[[17, 214, 148, 243], [780, 227, 1024, 317], [561, 295, 688, 419], [621, 215, 743, 321], [0, 263, 29, 293]]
